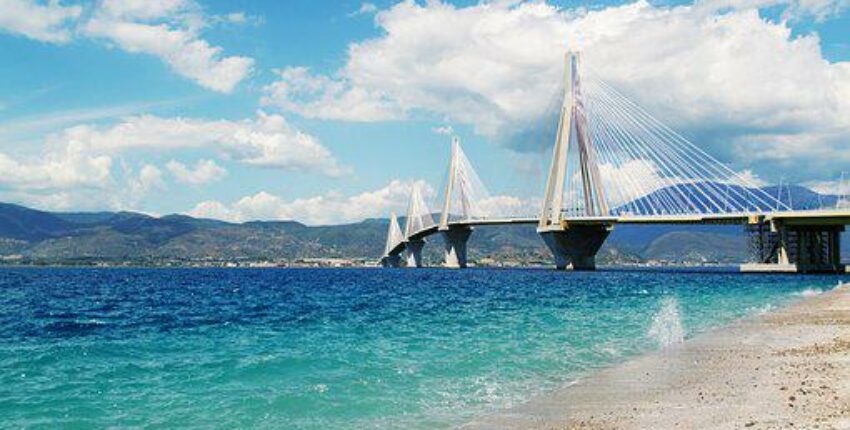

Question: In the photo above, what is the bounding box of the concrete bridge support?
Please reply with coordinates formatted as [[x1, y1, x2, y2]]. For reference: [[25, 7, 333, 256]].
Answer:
[[540, 224, 612, 270], [380, 253, 402, 268], [743, 221, 845, 273], [441, 226, 472, 268], [405, 239, 426, 268]]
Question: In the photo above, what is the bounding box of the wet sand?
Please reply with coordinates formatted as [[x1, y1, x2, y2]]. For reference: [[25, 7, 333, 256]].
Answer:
[[464, 283, 850, 430]]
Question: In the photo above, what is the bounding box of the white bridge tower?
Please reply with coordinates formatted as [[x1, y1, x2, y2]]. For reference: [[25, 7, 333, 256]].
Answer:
[[538, 52, 613, 270]]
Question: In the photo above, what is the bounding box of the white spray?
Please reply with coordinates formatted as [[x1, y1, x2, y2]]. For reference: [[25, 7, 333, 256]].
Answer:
[[648, 296, 685, 350]]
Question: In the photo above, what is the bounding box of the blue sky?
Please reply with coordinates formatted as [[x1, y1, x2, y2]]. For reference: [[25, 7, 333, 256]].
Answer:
[[0, 0, 848, 224]]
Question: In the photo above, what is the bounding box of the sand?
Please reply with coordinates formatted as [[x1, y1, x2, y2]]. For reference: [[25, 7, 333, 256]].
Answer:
[[464, 283, 850, 430]]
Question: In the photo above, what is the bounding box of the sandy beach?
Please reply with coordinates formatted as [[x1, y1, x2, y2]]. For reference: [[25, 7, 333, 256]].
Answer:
[[465, 282, 850, 430]]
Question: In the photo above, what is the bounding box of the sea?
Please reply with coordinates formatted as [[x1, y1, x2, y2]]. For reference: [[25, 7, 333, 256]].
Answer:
[[0, 267, 845, 429]]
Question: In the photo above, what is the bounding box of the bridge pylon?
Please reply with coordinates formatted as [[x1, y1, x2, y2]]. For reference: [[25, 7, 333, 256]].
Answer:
[[402, 182, 434, 268], [379, 212, 404, 268], [538, 52, 612, 270], [439, 137, 478, 268]]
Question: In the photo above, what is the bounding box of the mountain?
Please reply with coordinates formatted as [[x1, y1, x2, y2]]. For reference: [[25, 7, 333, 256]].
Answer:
[[0, 203, 80, 241], [0, 184, 846, 266], [760, 184, 840, 210], [616, 183, 842, 215]]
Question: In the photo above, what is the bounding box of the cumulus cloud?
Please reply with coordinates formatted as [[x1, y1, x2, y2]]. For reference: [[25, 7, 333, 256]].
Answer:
[[262, 67, 401, 121], [0, 144, 112, 190], [0, 0, 81, 43], [0, 138, 115, 211], [735, 169, 769, 188], [0, 111, 344, 211], [125, 163, 165, 206], [54, 111, 345, 175], [263, 0, 850, 180], [166, 159, 227, 185], [83, 0, 254, 93], [187, 179, 542, 225], [805, 175, 850, 195], [188, 179, 432, 225]]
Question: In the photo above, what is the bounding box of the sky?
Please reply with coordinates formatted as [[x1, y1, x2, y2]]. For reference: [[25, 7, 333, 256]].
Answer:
[[0, 0, 848, 225]]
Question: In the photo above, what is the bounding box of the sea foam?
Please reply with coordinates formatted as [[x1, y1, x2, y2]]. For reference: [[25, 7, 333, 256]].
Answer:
[[793, 288, 823, 297], [648, 296, 685, 349]]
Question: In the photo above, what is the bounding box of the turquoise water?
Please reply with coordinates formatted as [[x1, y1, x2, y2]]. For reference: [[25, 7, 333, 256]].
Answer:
[[0, 267, 844, 429]]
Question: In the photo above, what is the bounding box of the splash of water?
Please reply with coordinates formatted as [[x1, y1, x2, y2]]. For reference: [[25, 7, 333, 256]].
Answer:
[[793, 288, 823, 297], [648, 296, 685, 349]]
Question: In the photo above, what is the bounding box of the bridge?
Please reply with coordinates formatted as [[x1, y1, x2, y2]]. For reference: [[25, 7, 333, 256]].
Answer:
[[379, 53, 850, 273]]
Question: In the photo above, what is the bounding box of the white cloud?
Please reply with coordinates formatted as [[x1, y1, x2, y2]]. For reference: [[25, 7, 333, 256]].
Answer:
[[97, 0, 193, 21], [261, 1, 578, 132], [83, 0, 254, 93], [187, 180, 541, 225], [432, 125, 454, 136], [263, 0, 850, 179], [188, 179, 432, 225], [350, 2, 378, 17], [0, 139, 121, 211], [124, 163, 165, 207], [262, 67, 401, 121], [476, 195, 539, 218], [0, 146, 171, 211], [0, 0, 254, 93], [0, 100, 175, 142], [0, 0, 253, 93], [0, 144, 112, 190], [712, 0, 850, 21], [166, 158, 227, 185], [54, 111, 345, 175], [186, 199, 237, 222], [735, 169, 769, 188], [0, 0, 81, 43], [224, 12, 246, 24], [805, 176, 850, 195], [0, 111, 344, 211]]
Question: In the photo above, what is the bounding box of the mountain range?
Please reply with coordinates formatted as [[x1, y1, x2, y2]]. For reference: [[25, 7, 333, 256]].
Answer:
[[0, 184, 846, 266]]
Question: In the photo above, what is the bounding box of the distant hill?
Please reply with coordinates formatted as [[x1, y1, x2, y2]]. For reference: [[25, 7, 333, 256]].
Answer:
[[0, 184, 846, 266], [616, 183, 841, 215]]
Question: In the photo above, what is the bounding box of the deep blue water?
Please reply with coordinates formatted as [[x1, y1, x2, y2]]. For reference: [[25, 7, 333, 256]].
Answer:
[[0, 267, 845, 429]]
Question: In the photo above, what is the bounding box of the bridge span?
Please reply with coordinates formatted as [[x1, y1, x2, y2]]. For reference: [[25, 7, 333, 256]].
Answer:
[[379, 53, 850, 273]]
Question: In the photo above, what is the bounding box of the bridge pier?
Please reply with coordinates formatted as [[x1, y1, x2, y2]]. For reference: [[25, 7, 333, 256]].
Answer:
[[441, 226, 472, 268], [539, 224, 613, 270], [405, 239, 426, 268], [742, 221, 846, 274], [380, 253, 402, 268]]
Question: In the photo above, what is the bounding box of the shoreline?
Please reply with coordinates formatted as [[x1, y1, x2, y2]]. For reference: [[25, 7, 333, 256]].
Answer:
[[464, 282, 850, 430]]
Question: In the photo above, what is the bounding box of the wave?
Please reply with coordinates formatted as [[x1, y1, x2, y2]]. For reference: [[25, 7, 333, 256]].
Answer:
[[793, 288, 823, 297], [647, 296, 685, 349], [749, 303, 775, 315], [44, 318, 108, 337]]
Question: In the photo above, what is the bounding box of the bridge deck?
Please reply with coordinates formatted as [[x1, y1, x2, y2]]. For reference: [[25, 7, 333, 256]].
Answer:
[[384, 210, 850, 258]]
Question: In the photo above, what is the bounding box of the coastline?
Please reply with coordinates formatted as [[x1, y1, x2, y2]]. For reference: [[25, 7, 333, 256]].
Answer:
[[465, 282, 850, 430]]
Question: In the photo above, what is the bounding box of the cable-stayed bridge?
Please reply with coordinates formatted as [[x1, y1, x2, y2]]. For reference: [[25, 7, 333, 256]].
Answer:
[[380, 53, 850, 273]]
